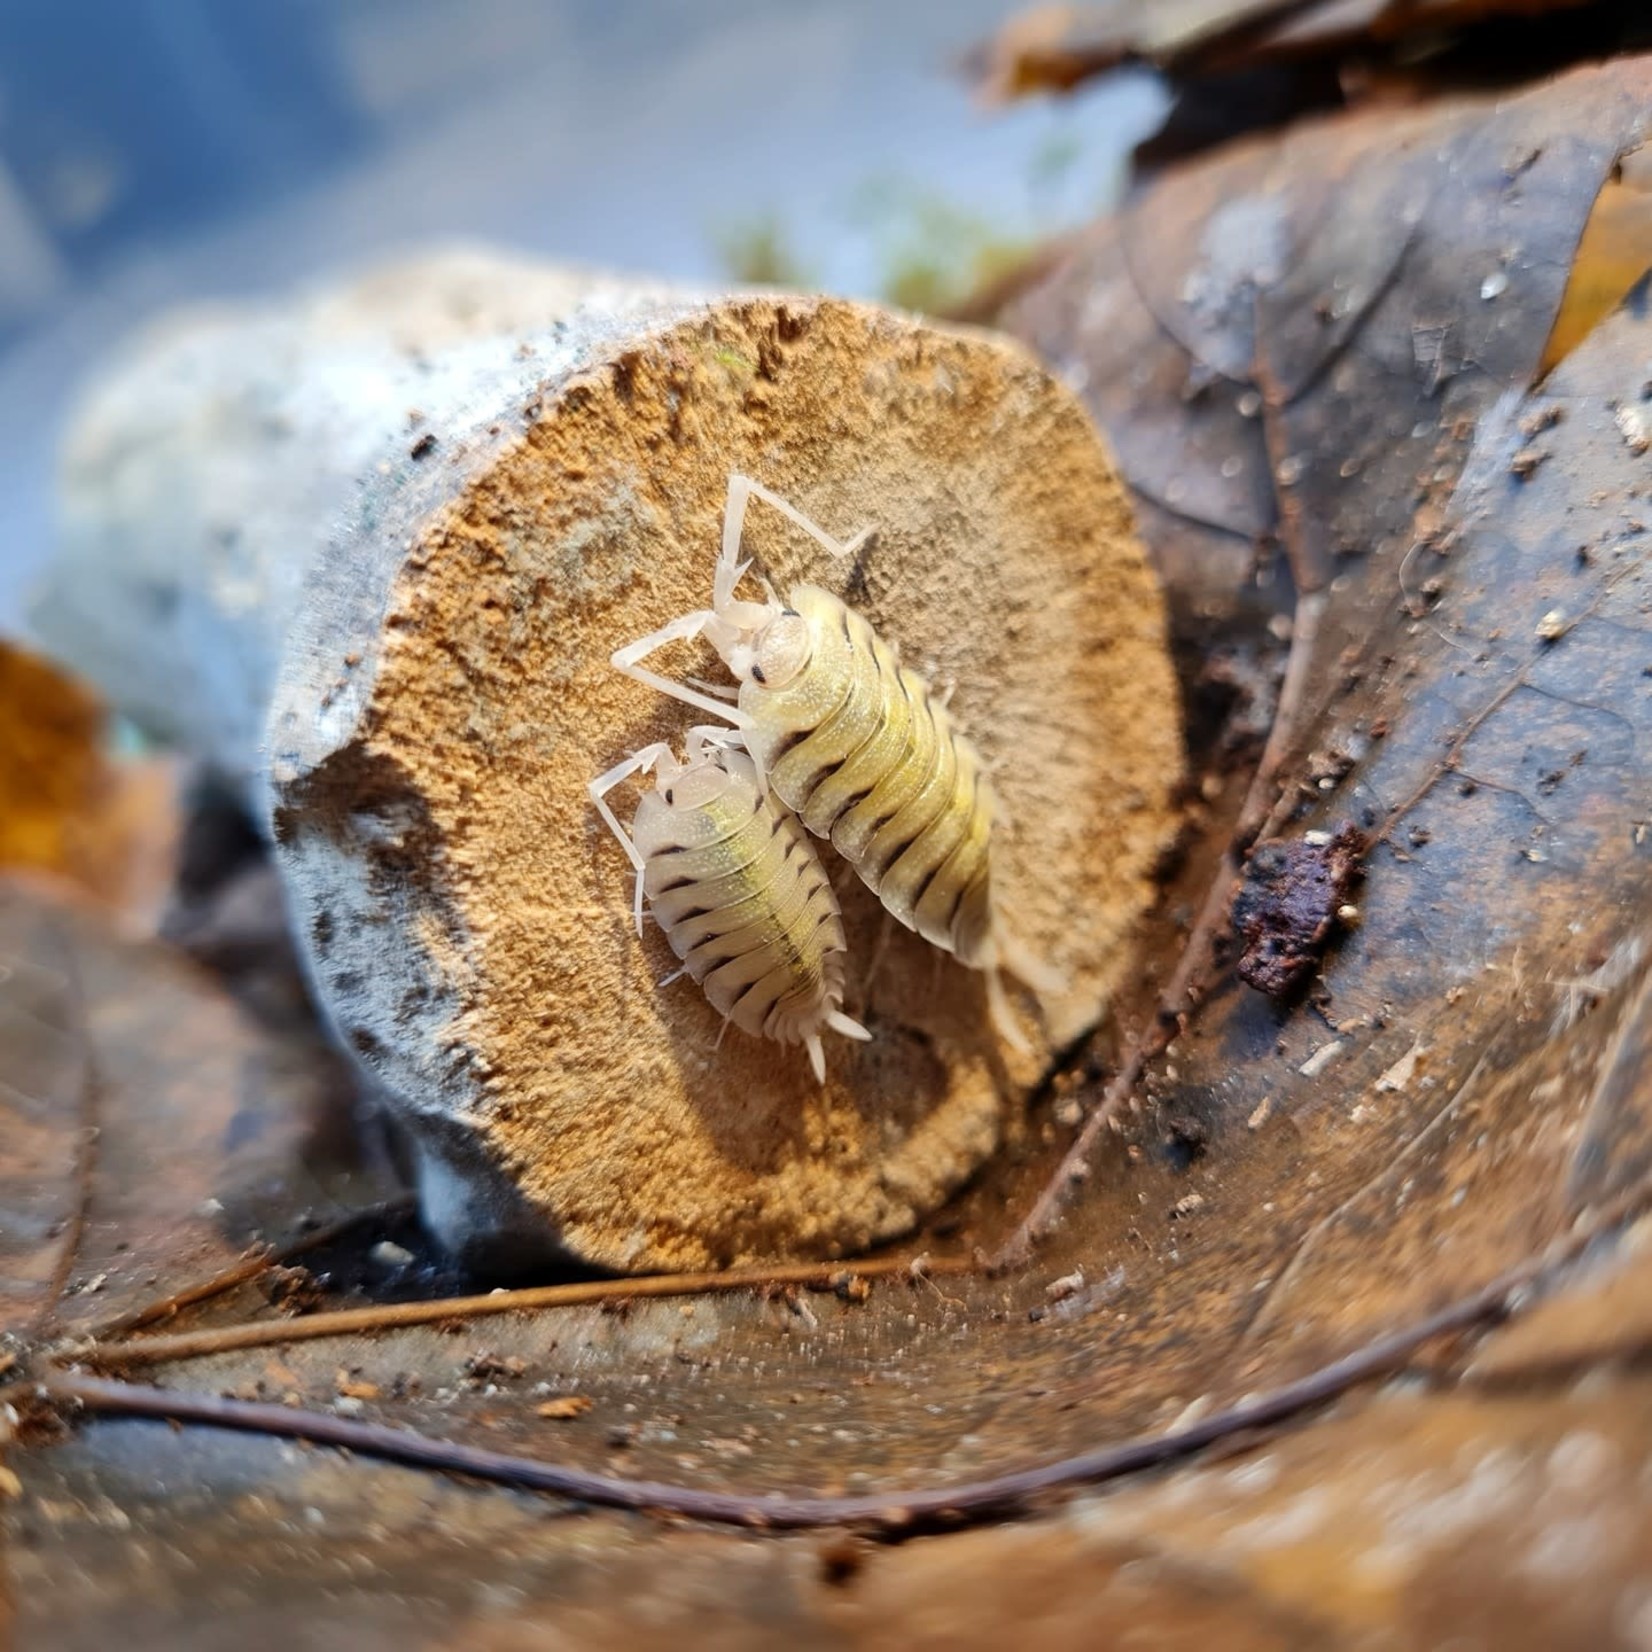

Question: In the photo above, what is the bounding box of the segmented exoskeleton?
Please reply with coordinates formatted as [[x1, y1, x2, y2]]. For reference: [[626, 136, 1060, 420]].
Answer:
[[611, 474, 1050, 1043], [588, 725, 871, 1083]]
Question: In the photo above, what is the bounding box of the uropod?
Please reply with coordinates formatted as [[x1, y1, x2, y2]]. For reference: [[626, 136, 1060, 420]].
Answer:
[[588, 724, 871, 1084], [610, 473, 1054, 1044]]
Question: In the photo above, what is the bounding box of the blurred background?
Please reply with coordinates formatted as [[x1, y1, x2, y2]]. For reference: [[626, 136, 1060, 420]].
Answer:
[[0, 0, 1163, 631]]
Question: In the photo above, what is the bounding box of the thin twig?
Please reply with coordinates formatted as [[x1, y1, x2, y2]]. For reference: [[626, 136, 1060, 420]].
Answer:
[[83, 1254, 968, 1369], [1369, 672, 1525, 848], [45, 1178, 1649, 1535], [1372, 563, 1629, 848], [993, 590, 1327, 1266], [82, 1195, 418, 1340]]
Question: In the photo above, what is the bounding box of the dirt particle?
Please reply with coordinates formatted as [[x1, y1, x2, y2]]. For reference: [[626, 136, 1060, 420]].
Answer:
[[409, 432, 437, 460], [1616, 403, 1652, 456], [1375, 1039, 1426, 1094], [1231, 823, 1367, 996], [536, 1395, 593, 1420], [829, 1270, 871, 1303], [1044, 1269, 1084, 1303], [463, 1350, 528, 1383], [1305, 748, 1355, 791], [264, 1265, 322, 1315], [819, 1534, 868, 1586]]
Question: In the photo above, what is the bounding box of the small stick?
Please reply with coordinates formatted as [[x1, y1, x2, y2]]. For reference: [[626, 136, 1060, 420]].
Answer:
[[993, 591, 1327, 1265], [77, 1196, 419, 1340], [84, 1254, 967, 1369]]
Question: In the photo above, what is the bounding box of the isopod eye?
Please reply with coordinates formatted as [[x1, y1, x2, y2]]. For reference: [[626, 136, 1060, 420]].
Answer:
[[752, 612, 811, 690], [664, 789, 674, 805]]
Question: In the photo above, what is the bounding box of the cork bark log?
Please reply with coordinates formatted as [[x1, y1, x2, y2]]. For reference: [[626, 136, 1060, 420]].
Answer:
[[39, 259, 1184, 1274]]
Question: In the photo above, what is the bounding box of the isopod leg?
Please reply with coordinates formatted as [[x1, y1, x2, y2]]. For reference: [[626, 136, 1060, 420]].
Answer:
[[984, 966, 1034, 1057], [692, 719, 767, 795], [684, 675, 741, 701], [716, 474, 756, 610], [588, 743, 676, 937], [977, 923, 1069, 1057], [686, 723, 749, 763], [995, 926, 1069, 1000], [858, 909, 899, 1002], [724, 472, 873, 564], [611, 610, 753, 727]]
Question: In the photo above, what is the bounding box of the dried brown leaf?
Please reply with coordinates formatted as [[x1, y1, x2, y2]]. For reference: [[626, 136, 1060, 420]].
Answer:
[[1539, 143, 1652, 375], [963, 0, 1607, 104], [0, 883, 385, 1340], [0, 642, 179, 923]]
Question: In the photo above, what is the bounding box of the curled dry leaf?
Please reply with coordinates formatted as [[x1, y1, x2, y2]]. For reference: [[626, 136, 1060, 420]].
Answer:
[[962, 0, 1616, 107]]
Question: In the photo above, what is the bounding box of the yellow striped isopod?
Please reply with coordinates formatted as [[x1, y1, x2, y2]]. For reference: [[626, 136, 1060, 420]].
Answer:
[[588, 724, 871, 1083], [611, 474, 1050, 1043]]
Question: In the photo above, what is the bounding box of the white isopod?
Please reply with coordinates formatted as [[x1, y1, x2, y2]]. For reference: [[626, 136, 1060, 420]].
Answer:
[[607, 472, 1062, 1048], [588, 725, 871, 1083]]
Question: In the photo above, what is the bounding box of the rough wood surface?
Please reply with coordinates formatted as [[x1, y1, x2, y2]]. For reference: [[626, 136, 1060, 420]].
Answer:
[[34, 250, 629, 786], [39, 259, 1183, 1273]]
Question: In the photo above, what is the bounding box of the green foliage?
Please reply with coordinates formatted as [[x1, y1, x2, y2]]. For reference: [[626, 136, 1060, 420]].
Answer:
[[707, 116, 1105, 315], [850, 178, 1037, 316], [713, 215, 813, 289]]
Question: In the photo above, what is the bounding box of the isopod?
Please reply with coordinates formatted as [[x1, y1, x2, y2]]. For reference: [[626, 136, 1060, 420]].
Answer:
[[610, 473, 1055, 1042], [588, 724, 871, 1083]]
